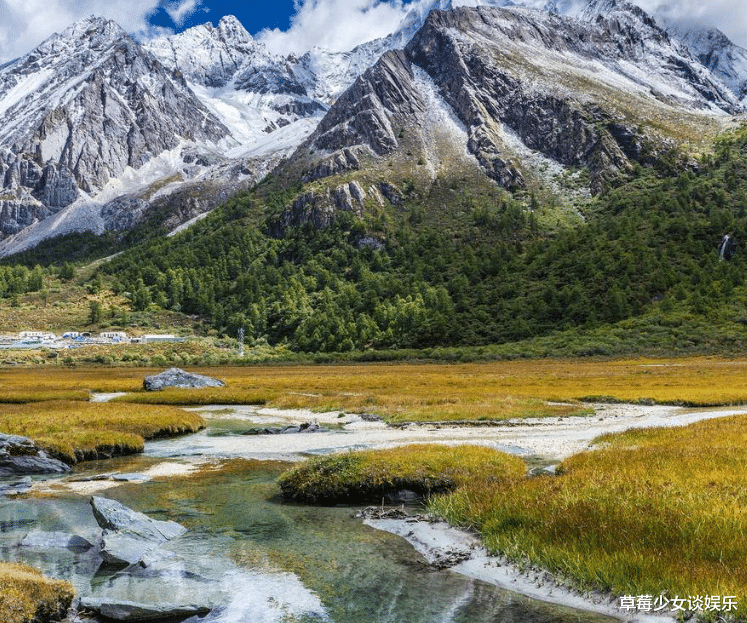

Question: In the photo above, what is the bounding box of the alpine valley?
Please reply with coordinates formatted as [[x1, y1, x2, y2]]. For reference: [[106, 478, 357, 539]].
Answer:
[[3, 0, 747, 357]]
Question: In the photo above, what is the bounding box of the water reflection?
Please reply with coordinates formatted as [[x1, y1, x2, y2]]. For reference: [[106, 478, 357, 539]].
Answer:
[[0, 417, 619, 623]]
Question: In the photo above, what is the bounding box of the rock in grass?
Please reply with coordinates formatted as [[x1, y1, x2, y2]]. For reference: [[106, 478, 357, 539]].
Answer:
[[143, 367, 225, 391], [0, 433, 71, 476], [78, 597, 210, 622]]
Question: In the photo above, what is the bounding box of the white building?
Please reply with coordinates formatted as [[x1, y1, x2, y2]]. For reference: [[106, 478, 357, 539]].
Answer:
[[142, 334, 184, 343], [19, 331, 56, 340], [100, 332, 128, 341]]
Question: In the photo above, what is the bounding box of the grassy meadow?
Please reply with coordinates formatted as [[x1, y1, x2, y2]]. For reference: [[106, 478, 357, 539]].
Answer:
[[279, 444, 526, 503], [3, 357, 747, 417], [1, 358, 747, 620], [0, 563, 73, 623], [0, 401, 205, 464], [429, 414, 747, 618]]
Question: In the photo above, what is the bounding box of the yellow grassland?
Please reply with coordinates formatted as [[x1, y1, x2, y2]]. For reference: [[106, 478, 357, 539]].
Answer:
[[430, 414, 747, 616], [0, 562, 73, 623], [0, 401, 205, 464], [2, 357, 746, 417]]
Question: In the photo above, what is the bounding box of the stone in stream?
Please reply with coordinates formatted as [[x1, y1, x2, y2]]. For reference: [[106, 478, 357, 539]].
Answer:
[[0, 433, 71, 476], [78, 597, 210, 622], [241, 420, 324, 435], [90, 496, 186, 566], [143, 367, 225, 391], [0, 475, 32, 495], [21, 531, 94, 550]]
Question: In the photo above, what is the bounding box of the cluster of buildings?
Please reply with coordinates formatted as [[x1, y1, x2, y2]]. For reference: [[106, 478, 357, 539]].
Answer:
[[0, 331, 185, 349]]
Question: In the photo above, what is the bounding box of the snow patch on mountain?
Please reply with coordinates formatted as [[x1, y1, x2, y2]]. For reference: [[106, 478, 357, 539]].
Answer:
[[411, 65, 477, 179]]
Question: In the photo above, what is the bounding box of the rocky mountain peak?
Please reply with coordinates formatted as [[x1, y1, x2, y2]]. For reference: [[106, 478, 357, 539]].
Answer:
[[215, 15, 253, 44], [666, 22, 747, 102]]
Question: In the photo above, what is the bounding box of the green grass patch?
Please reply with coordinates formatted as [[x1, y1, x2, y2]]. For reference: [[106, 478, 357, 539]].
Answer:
[[0, 401, 205, 464], [279, 444, 526, 504], [0, 562, 74, 623]]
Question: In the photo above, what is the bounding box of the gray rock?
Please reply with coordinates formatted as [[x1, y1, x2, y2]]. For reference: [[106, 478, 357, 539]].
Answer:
[[91, 496, 186, 541], [0, 433, 71, 476], [91, 496, 186, 566], [358, 413, 383, 422], [302, 148, 360, 182], [21, 531, 94, 550], [241, 420, 323, 435], [0, 476, 32, 496], [99, 530, 160, 566], [143, 367, 225, 391], [78, 597, 210, 622], [111, 473, 151, 483]]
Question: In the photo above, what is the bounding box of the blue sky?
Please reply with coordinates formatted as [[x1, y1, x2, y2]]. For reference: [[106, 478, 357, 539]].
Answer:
[[148, 0, 298, 34]]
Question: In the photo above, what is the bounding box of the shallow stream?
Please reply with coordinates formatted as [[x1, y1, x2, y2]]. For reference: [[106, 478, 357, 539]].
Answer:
[[0, 407, 620, 623]]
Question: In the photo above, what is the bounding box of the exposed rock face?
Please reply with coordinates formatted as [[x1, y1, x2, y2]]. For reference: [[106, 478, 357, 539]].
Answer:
[[311, 50, 425, 156], [667, 22, 747, 103], [302, 148, 361, 182], [2, 2, 746, 252], [0, 16, 231, 244], [269, 182, 369, 235], [143, 367, 225, 391], [0, 433, 71, 476]]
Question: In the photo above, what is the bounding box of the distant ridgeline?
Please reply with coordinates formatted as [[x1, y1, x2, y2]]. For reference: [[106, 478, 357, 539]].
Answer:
[[82, 126, 747, 353]]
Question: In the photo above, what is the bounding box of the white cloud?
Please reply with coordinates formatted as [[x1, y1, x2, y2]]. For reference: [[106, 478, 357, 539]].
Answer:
[[631, 0, 747, 46], [164, 0, 205, 27], [0, 0, 186, 63], [258, 0, 416, 55]]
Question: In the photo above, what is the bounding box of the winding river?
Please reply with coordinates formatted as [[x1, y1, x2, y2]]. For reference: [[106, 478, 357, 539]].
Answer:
[[0, 403, 673, 623]]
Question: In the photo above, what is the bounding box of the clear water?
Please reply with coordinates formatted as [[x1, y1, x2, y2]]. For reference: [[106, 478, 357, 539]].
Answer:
[[0, 412, 618, 623]]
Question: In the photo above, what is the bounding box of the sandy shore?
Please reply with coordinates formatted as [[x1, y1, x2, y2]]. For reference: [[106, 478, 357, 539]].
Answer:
[[182, 402, 747, 462], [364, 517, 674, 623]]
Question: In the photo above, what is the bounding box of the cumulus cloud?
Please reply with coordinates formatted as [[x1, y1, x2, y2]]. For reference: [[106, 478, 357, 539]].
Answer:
[[0, 0, 185, 63], [632, 0, 747, 45], [258, 0, 415, 55]]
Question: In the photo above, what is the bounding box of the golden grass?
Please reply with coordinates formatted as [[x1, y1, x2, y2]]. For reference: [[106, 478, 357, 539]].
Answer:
[[3, 357, 747, 419], [430, 414, 747, 616], [0, 562, 73, 623], [279, 444, 526, 503], [0, 401, 205, 464]]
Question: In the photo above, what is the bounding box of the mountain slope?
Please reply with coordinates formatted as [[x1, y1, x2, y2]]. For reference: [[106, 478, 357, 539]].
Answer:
[[666, 22, 747, 103], [271, 1, 739, 237], [0, 0, 745, 259], [0, 17, 257, 254]]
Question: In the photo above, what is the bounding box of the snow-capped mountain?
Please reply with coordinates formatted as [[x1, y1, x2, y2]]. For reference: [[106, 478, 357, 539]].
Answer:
[[0, 0, 745, 256], [666, 22, 747, 103], [272, 1, 743, 233], [0, 17, 229, 239]]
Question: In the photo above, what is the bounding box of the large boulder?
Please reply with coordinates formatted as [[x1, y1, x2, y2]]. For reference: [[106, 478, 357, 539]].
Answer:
[[90, 496, 186, 566], [0, 433, 71, 476], [143, 367, 225, 391]]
